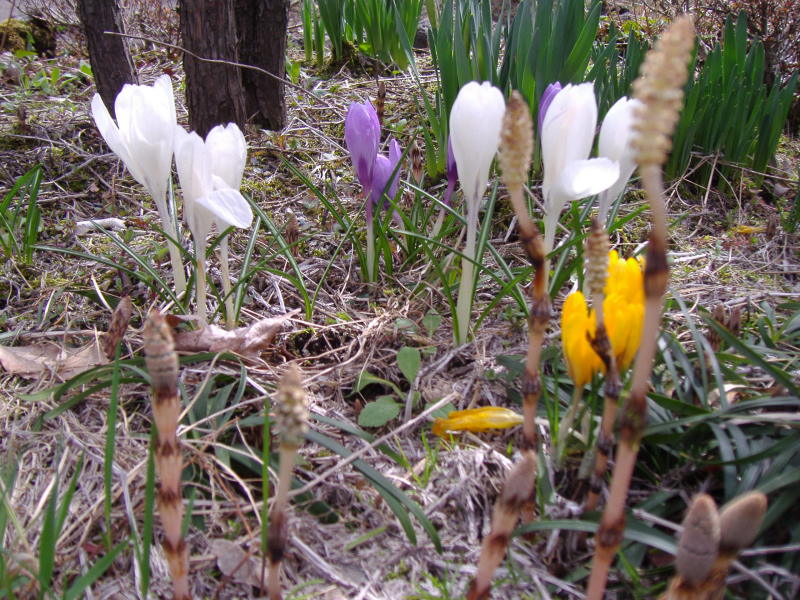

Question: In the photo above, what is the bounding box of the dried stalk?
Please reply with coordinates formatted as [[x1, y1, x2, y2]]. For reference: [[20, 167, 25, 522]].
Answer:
[[267, 365, 308, 600], [586, 16, 695, 599], [467, 90, 547, 600], [143, 310, 191, 600]]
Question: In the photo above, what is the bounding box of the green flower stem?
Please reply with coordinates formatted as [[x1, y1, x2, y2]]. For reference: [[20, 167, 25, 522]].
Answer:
[[556, 385, 584, 467], [195, 239, 207, 326], [455, 199, 478, 345], [154, 189, 187, 297], [219, 237, 235, 329], [366, 218, 376, 283]]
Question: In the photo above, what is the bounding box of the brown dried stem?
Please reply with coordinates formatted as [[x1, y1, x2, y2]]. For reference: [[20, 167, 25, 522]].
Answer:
[[586, 15, 695, 600], [467, 90, 549, 600], [143, 310, 191, 600]]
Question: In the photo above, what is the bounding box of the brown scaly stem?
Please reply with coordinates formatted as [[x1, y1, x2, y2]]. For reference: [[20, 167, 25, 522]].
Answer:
[[467, 90, 549, 600], [143, 310, 191, 600], [267, 364, 308, 600], [586, 16, 695, 599], [583, 220, 620, 514]]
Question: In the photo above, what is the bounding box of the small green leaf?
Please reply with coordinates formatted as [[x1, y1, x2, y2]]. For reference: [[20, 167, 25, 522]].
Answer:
[[354, 371, 402, 395], [358, 396, 401, 428], [397, 346, 421, 384], [422, 310, 442, 337], [425, 401, 455, 419]]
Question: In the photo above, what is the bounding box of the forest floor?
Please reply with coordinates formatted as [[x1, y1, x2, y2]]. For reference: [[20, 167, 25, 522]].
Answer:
[[0, 1, 799, 599]]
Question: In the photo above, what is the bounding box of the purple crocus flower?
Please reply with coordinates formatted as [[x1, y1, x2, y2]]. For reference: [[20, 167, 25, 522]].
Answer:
[[443, 136, 458, 206], [345, 101, 381, 192], [368, 138, 402, 220], [538, 82, 563, 133]]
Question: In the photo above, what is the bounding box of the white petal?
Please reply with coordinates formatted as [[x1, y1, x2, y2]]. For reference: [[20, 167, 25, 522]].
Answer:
[[449, 81, 506, 204], [556, 158, 620, 200], [91, 93, 148, 187], [196, 186, 253, 229], [598, 96, 642, 203], [206, 123, 247, 189], [541, 82, 598, 195], [175, 128, 213, 237]]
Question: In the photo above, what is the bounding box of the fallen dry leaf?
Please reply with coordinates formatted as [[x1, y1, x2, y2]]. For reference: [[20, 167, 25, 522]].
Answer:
[[0, 341, 107, 380], [173, 311, 298, 357], [210, 539, 265, 588]]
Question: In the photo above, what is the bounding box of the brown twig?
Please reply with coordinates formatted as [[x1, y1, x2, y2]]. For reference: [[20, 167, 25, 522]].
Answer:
[[586, 15, 695, 599], [143, 310, 191, 600], [466, 90, 549, 600]]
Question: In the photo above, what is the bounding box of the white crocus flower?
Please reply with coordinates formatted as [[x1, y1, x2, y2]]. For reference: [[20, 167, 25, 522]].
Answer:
[[175, 126, 252, 326], [597, 96, 643, 224], [91, 75, 186, 295], [449, 81, 506, 345], [540, 83, 619, 253]]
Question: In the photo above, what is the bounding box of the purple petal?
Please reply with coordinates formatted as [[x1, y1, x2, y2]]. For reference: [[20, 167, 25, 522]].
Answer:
[[345, 101, 381, 189], [538, 82, 563, 133], [370, 154, 392, 210]]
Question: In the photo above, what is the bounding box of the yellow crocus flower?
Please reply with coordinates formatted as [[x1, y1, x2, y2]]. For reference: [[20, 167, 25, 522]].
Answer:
[[432, 406, 523, 437], [562, 251, 645, 385]]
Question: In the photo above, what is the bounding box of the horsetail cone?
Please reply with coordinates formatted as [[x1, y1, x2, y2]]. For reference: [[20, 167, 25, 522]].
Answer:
[[498, 90, 534, 191], [675, 494, 720, 587], [275, 364, 308, 449], [718, 491, 767, 553], [632, 15, 695, 168], [585, 220, 610, 300]]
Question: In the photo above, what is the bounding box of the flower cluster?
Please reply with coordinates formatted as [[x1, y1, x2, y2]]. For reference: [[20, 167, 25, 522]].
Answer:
[[561, 250, 644, 387], [91, 75, 252, 326], [539, 83, 641, 250]]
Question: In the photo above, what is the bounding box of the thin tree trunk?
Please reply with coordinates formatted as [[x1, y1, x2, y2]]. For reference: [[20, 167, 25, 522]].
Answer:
[[76, 0, 137, 117], [179, 0, 246, 137], [234, 0, 288, 130]]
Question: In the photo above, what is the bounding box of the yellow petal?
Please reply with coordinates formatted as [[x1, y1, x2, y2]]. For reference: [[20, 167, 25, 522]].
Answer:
[[561, 291, 602, 387], [432, 406, 523, 437]]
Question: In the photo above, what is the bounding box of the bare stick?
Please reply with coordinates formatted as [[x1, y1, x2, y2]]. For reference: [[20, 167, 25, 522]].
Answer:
[[467, 90, 548, 600], [143, 310, 191, 600], [586, 16, 695, 599]]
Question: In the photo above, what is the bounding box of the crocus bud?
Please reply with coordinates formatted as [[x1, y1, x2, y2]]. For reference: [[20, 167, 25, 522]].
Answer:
[[443, 136, 458, 206], [597, 96, 643, 220], [449, 81, 506, 206], [537, 81, 562, 134], [345, 101, 381, 191]]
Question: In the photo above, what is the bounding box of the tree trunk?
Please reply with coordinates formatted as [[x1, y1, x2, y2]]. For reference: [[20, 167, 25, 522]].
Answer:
[[234, 0, 288, 130], [179, 0, 246, 137], [76, 0, 137, 117]]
